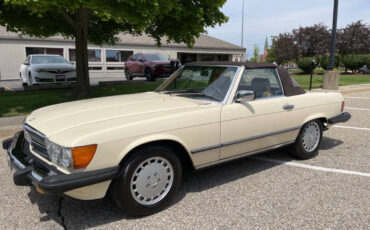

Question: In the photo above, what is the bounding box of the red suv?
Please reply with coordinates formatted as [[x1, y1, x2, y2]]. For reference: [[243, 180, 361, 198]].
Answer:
[[124, 53, 173, 81]]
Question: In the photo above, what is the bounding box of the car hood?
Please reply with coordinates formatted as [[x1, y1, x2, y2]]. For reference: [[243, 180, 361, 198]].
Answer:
[[25, 92, 207, 137], [31, 63, 75, 70]]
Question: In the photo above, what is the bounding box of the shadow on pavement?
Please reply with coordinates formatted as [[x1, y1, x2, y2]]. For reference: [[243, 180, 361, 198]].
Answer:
[[26, 149, 293, 229], [319, 136, 343, 150]]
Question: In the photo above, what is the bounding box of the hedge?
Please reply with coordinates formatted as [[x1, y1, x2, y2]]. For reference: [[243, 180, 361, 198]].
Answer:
[[319, 55, 339, 69], [296, 57, 318, 73], [342, 54, 366, 72]]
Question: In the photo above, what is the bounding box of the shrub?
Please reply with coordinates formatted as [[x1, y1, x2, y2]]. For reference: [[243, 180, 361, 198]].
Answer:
[[365, 54, 370, 69], [319, 55, 339, 69], [342, 54, 366, 72], [296, 57, 318, 73]]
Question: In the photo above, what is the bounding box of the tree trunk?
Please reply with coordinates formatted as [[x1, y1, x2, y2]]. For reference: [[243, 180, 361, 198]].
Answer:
[[72, 8, 91, 97]]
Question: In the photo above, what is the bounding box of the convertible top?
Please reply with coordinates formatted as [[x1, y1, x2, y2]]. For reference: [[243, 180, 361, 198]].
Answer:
[[186, 61, 276, 69], [186, 61, 305, 97]]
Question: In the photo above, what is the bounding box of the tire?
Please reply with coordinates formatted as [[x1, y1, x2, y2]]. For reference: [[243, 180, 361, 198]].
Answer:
[[145, 68, 154, 81], [290, 120, 323, 159], [20, 73, 27, 86], [125, 68, 133, 80], [28, 72, 33, 86], [111, 145, 182, 216]]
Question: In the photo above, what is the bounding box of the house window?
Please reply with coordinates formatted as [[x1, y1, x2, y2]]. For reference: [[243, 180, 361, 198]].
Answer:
[[26, 47, 63, 56], [69, 49, 101, 62], [106, 50, 133, 62], [217, 55, 229, 61], [107, 66, 125, 70], [200, 54, 215, 61], [88, 66, 102, 70]]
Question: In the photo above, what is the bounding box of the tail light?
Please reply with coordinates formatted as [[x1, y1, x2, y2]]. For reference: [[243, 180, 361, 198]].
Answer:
[[341, 101, 345, 112]]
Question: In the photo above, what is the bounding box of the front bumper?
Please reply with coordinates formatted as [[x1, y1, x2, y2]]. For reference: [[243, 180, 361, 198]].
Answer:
[[328, 112, 351, 124], [2, 131, 119, 195]]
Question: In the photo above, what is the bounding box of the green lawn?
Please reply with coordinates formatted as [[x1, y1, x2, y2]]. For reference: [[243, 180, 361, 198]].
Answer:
[[1, 74, 370, 118], [293, 74, 370, 90], [0, 82, 161, 117]]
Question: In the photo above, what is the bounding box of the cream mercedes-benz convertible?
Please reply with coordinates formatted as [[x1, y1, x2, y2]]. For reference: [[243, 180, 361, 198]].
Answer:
[[3, 62, 350, 216]]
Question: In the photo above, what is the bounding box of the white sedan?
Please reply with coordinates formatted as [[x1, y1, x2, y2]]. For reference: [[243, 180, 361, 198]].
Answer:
[[20, 54, 76, 86]]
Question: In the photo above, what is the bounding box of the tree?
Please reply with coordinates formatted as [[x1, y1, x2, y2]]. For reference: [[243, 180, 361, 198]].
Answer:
[[267, 33, 298, 65], [0, 0, 228, 96], [250, 45, 259, 62], [293, 24, 330, 57], [337, 20, 370, 55]]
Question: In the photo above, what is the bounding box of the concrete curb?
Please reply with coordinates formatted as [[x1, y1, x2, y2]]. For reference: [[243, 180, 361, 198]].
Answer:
[[0, 115, 26, 137], [0, 115, 26, 127]]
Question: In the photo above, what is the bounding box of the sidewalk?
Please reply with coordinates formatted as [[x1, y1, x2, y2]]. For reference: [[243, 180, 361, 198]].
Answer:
[[312, 83, 370, 95]]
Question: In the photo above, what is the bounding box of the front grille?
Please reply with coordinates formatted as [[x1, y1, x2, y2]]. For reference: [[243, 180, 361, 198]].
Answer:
[[24, 124, 50, 161], [47, 70, 72, 74]]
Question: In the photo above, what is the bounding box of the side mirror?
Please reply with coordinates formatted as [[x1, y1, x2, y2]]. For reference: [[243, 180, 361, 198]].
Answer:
[[235, 90, 255, 103], [139, 59, 144, 63], [23, 62, 30, 66]]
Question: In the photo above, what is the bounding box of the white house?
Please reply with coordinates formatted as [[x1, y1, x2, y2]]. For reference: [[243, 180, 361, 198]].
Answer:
[[0, 26, 246, 80]]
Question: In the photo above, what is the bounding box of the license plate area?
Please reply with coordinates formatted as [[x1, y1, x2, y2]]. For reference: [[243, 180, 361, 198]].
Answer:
[[56, 75, 65, 81]]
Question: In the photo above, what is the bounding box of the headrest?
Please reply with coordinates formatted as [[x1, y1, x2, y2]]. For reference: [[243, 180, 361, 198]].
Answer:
[[251, 78, 271, 90]]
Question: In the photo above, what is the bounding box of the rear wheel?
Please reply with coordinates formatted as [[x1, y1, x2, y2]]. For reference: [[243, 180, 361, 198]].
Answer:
[[290, 120, 323, 159], [125, 68, 133, 80], [111, 145, 182, 216]]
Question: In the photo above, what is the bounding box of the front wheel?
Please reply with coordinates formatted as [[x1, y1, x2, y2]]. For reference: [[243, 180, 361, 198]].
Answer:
[[111, 145, 182, 216], [125, 68, 133, 80], [290, 120, 323, 159], [28, 73, 33, 86]]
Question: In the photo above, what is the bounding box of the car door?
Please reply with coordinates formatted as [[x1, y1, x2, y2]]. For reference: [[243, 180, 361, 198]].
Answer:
[[129, 54, 139, 74], [220, 68, 298, 159], [137, 54, 145, 75]]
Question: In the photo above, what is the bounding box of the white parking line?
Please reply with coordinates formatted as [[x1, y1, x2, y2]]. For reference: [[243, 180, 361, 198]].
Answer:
[[345, 107, 370, 111], [251, 156, 370, 177], [345, 97, 370, 100], [333, 125, 370, 131]]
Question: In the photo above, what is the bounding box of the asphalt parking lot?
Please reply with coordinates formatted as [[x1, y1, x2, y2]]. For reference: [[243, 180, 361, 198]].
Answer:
[[0, 92, 369, 230]]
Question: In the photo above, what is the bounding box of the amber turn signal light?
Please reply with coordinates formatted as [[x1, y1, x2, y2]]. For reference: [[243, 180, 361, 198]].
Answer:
[[71, 144, 97, 169], [341, 101, 345, 112]]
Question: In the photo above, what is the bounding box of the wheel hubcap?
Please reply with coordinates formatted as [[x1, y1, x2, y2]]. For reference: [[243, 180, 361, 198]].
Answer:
[[130, 157, 174, 205], [302, 122, 320, 152]]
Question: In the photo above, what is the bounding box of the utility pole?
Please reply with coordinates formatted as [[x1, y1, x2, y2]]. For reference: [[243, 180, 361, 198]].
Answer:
[[241, 0, 246, 61], [329, 0, 339, 69]]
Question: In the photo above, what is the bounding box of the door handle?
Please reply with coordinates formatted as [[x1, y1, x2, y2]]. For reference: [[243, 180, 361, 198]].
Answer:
[[283, 104, 294, 110]]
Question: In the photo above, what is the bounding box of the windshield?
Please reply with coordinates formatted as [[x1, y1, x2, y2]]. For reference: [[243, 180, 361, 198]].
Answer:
[[31, 55, 69, 64], [144, 54, 168, 61], [157, 65, 238, 102]]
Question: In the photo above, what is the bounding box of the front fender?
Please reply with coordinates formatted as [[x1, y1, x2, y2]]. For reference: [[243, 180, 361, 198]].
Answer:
[[115, 133, 194, 166]]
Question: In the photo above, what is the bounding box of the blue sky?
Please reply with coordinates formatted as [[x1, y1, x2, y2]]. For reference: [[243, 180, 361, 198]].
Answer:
[[206, 0, 370, 59]]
